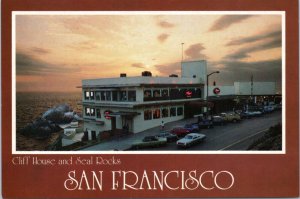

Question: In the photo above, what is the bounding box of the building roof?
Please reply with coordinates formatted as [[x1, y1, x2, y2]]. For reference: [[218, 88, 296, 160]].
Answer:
[[81, 76, 204, 88]]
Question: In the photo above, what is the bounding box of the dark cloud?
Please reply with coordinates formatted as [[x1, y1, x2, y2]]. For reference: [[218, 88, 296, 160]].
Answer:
[[226, 30, 281, 46], [208, 59, 281, 90], [157, 33, 170, 43], [30, 47, 51, 54], [16, 51, 80, 76], [154, 62, 181, 76], [209, 15, 253, 32], [224, 36, 282, 60], [184, 43, 207, 60], [157, 21, 175, 28], [131, 63, 146, 69]]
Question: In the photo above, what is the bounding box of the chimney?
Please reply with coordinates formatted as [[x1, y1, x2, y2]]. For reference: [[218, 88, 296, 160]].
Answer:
[[142, 71, 152, 77]]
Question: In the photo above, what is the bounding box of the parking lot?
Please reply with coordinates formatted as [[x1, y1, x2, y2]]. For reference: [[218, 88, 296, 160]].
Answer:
[[82, 110, 282, 151]]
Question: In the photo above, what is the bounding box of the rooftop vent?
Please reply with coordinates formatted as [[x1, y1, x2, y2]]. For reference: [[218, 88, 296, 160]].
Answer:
[[142, 71, 152, 77], [169, 74, 178, 77], [120, 73, 127, 77]]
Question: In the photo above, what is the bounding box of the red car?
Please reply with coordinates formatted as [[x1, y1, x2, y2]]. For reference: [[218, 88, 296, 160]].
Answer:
[[170, 127, 190, 137]]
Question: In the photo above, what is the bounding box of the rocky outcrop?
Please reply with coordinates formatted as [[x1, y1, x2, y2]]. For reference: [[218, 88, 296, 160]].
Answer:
[[21, 104, 81, 139]]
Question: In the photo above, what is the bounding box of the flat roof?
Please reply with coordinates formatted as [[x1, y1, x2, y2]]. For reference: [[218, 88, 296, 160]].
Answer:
[[82, 76, 204, 88]]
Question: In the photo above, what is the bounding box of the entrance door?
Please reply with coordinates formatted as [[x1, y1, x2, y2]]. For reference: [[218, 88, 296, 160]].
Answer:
[[111, 117, 116, 131], [91, 131, 96, 140]]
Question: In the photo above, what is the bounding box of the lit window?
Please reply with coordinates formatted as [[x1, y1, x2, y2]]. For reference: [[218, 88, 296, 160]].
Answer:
[[90, 91, 95, 100], [90, 108, 95, 116], [162, 108, 169, 118], [144, 110, 152, 120], [85, 107, 90, 116], [153, 109, 161, 119], [85, 91, 90, 100]]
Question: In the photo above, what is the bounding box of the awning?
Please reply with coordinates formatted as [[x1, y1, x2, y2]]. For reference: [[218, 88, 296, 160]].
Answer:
[[108, 112, 139, 117], [186, 101, 214, 108]]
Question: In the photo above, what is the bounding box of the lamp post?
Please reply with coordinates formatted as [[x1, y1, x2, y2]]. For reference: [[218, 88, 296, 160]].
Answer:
[[206, 71, 220, 100]]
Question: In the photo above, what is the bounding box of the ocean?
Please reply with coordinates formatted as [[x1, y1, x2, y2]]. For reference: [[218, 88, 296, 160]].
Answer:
[[16, 92, 82, 151]]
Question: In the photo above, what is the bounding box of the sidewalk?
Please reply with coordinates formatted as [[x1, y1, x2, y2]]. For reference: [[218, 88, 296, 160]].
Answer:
[[80, 117, 197, 151]]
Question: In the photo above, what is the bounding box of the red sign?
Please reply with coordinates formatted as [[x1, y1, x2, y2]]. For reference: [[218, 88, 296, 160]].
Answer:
[[104, 110, 112, 119], [213, 87, 221, 94], [185, 90, 193, 98]]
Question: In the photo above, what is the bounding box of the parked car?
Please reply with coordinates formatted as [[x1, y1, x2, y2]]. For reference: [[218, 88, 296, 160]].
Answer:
[[184, 123, 199, 132], [220, 112, 241, 122], [198, 119, 214, 129], [170, 127, 190, 137], [264, 105, 275, 113], [131, 136, 167, 149], [177, 133, 206, 148], [212, 115, 226, 125], [155, 132, 178, 142]]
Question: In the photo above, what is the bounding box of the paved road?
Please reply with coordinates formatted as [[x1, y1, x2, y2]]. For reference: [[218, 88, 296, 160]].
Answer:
[[130, 110, 282, 151]]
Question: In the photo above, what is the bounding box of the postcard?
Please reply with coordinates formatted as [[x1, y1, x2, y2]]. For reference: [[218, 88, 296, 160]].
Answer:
[[1, 0, 299, 198]]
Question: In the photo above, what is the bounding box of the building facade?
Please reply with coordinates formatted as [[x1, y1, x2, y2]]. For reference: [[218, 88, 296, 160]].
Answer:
[[81, 61, 207, 139]]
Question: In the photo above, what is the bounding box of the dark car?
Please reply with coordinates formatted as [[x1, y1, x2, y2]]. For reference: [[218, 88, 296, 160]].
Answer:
[[212, 115, 226, 125], [155, 132, 178, 142], [198, 119, 213, 129], [170, 127, 190, 137], [183, 123, 199, 132]]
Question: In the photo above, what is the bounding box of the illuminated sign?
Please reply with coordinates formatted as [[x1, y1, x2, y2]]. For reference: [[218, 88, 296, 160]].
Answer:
[[104, 110, 112, 119], [213, 87, 221, 95], [185, 90, 193, 98]]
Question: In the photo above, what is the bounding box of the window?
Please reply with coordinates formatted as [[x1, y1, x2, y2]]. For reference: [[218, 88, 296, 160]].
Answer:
[[112, 91, 118, 101], [90, 91, 95, 100], [153, 90, 161, 97], [85, 107, 95, 117], [85, 107, 90, 115], [162, 89, 169, 97], [128, 91, 136, 101], [153, 109, 161, 119], [162, 108, 169, 118], [95, 92, 101, 101], [106, 91, 111, 101], [90, 108, 95, 117], [85, 91, 90, 100], [96, 109, 101, 118], [120, 91, 127, 101], [170, 89, 180, 99], [177, 107, 183, 116], [144, 110, 152, 120], [101, 91, 106, 101], [170, 107, 176, 117], [144, 90, 152, 98]]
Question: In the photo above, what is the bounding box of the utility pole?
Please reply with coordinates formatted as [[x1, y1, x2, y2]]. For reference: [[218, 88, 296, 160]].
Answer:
[[181, 43, 184, 77]]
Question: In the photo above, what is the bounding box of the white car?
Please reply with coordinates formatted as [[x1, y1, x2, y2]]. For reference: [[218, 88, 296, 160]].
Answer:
[[176, 133, 206, 148]]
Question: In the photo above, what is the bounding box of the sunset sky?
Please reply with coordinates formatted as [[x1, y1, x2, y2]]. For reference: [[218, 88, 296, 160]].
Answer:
[[15, 13, 282, 92]]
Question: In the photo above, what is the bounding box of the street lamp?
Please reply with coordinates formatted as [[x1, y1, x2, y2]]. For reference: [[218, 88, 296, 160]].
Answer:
[[206, 71, 220, 100]]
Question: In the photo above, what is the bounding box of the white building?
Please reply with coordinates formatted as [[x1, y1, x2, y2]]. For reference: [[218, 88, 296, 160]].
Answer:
[[81, 60, 207, 139]]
